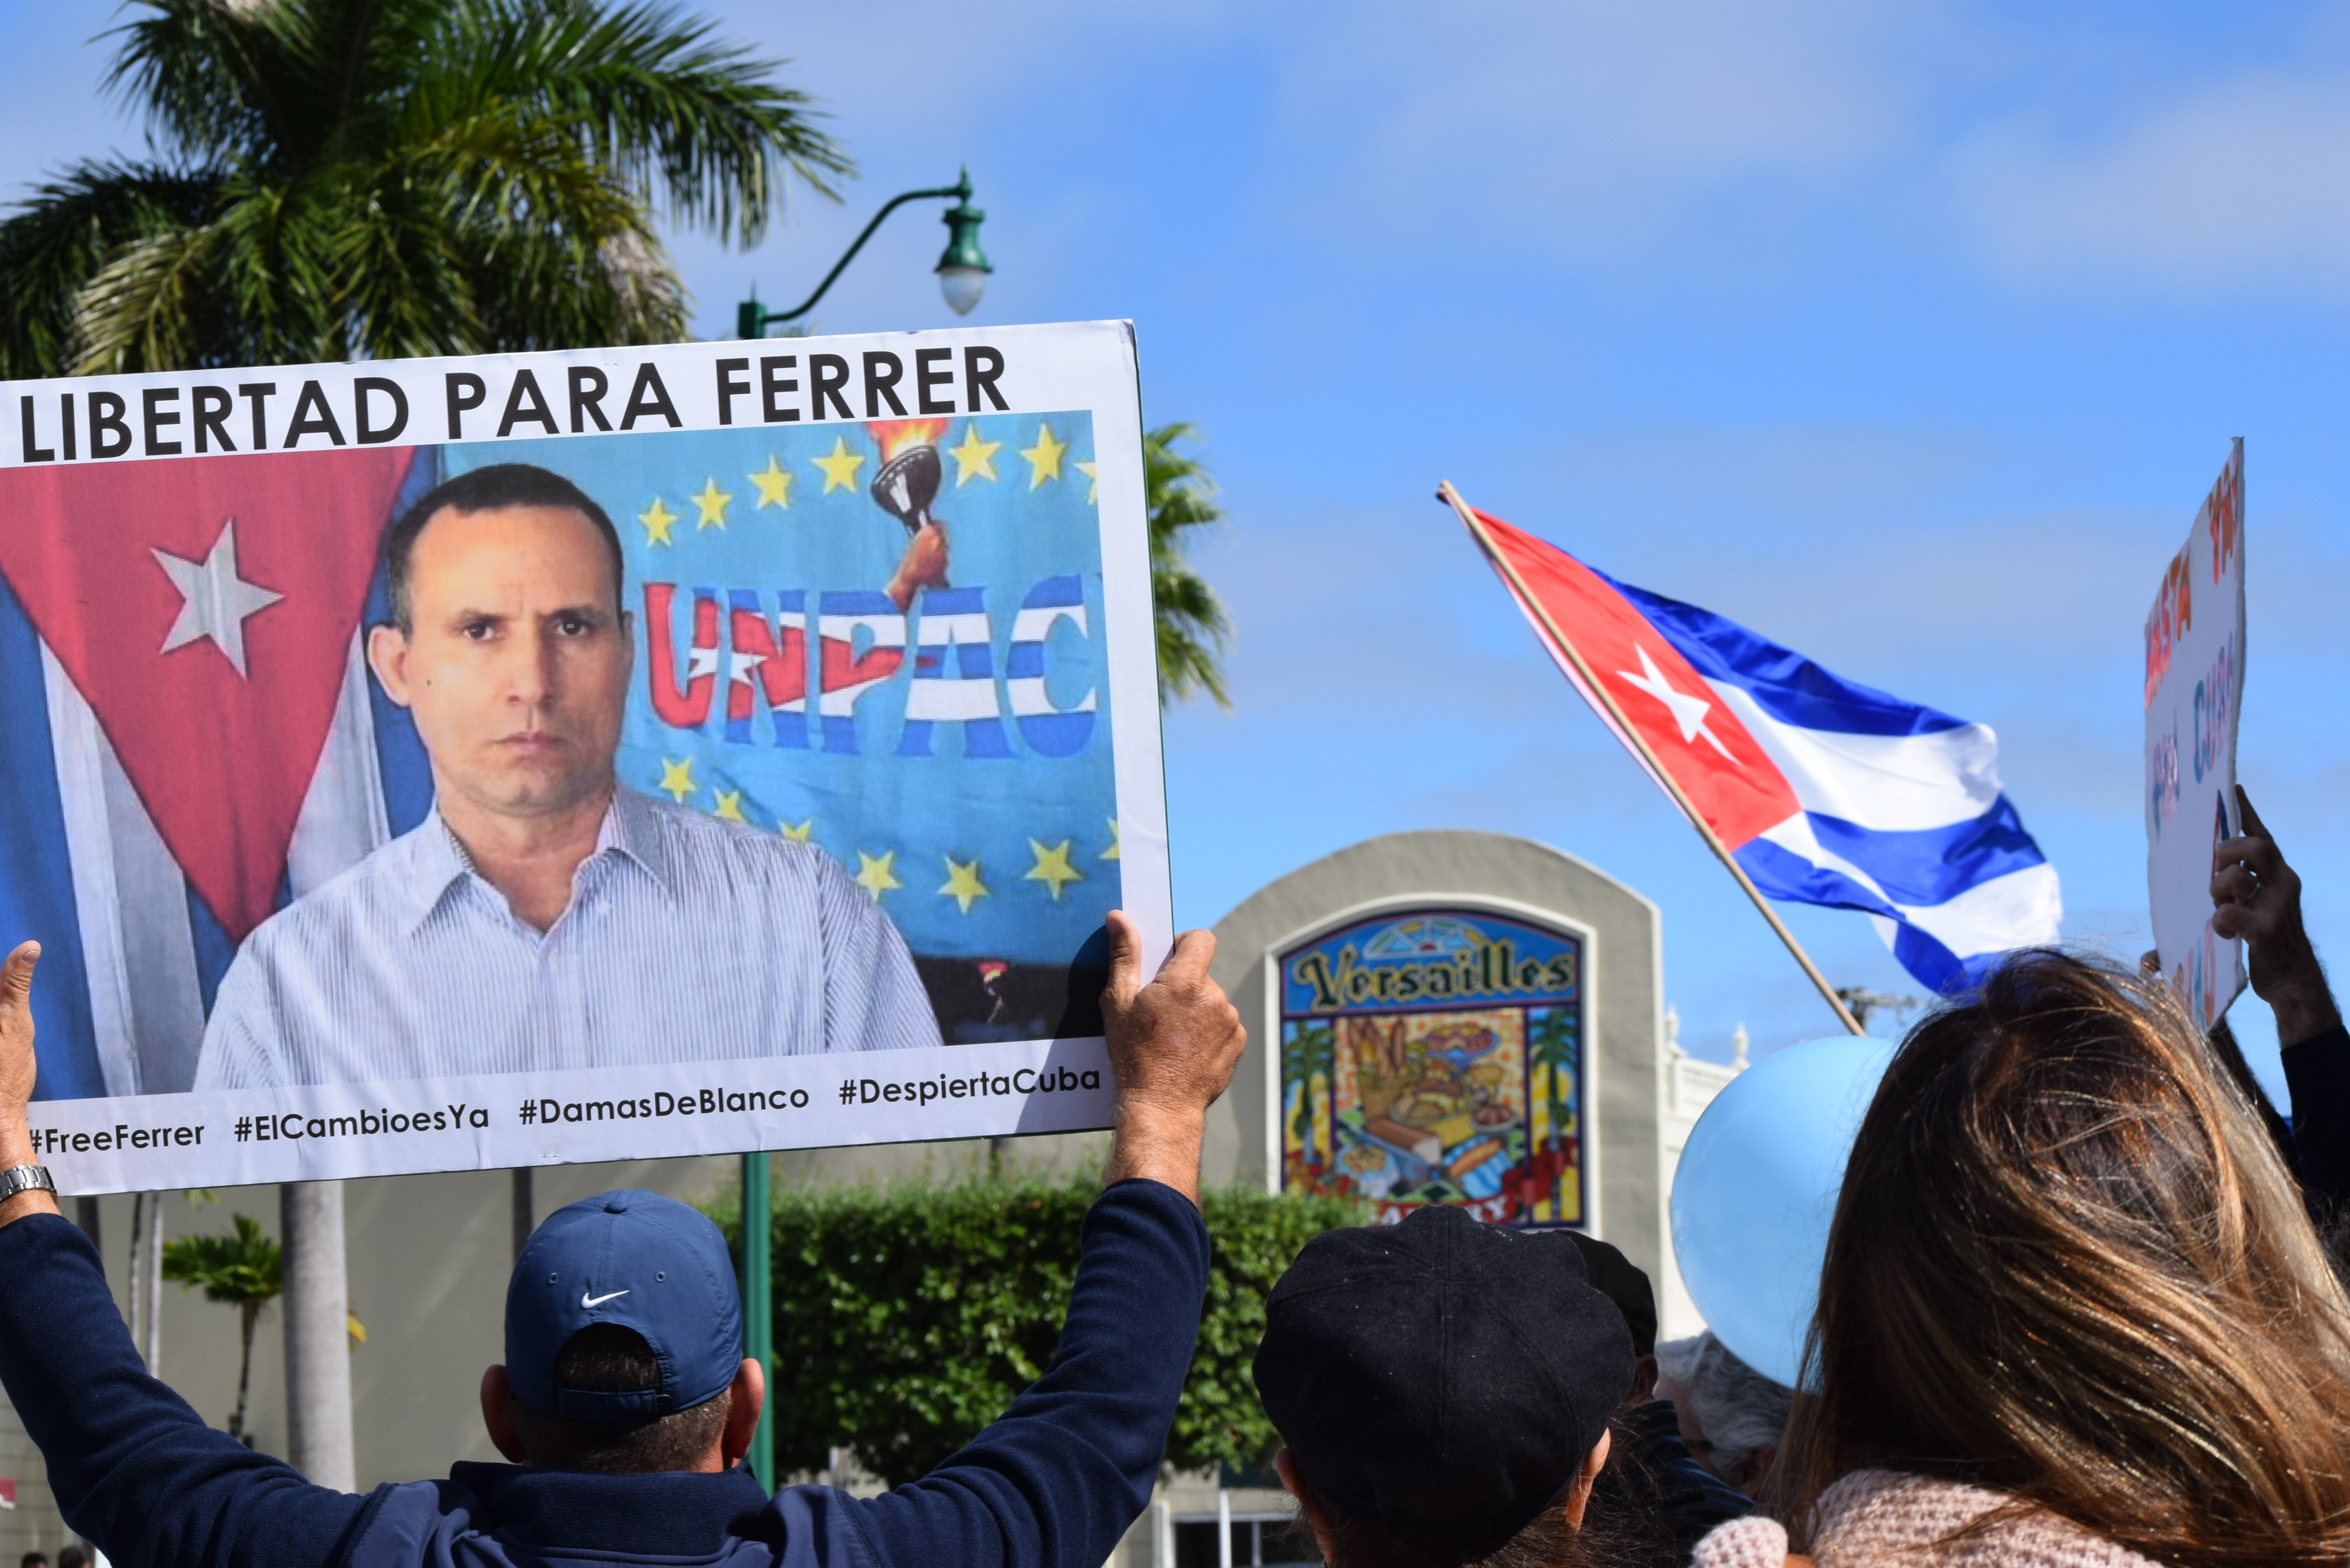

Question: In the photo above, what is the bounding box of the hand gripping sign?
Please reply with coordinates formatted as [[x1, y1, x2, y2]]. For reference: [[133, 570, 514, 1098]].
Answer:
[[0, 321, 1167, 1191]]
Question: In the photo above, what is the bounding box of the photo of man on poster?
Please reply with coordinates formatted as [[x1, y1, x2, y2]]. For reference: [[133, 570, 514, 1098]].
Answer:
[[193, 463, 942, 1091]]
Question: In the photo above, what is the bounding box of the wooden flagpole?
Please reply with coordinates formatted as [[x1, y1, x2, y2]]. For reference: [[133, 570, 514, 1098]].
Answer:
[[1438, 481, 1865, 1036]]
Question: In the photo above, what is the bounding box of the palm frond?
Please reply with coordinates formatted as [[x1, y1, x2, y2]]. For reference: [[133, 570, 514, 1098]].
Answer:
[[291, 0, 454, 155], [595, 226, 690, 345], [1154, 564, 1233, 708], [329, 169, 485, 359], [102, 0, 292, 168], [160, 1212, 282, 1308], [70, 220, 222, 374], [1143, 421, 1234, 708], [202, 172, 347, 363], [1144, 421, 1220, 543], [383, 100, 688, 349], [16, 0, 837, 369], [0, 160, 222, 375], [443, 0, 851, 245]]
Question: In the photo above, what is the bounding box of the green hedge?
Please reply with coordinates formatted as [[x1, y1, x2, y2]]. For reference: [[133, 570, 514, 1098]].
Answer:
[[713, 1177, 1362, 1489]]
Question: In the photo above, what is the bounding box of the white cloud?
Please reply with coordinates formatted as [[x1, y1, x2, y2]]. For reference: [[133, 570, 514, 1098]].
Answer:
[[672, 1, 2350, 303], [1267, 0, 1941, 258], [1952, 67, 2350, 289]]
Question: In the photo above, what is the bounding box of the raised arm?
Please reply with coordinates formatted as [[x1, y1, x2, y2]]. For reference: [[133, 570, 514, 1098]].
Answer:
[[2211, 789, 2350, 1210], [842, 910, 1247, 1568], [0, 942, 382, 1568]]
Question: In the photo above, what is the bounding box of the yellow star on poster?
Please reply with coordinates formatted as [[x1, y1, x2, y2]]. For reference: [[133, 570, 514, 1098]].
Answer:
[[638, 495, 678, 547], [692, 477, 733, 530], [1101, 817, 1121, 861], [947, 423, 1001, 486], [854, 849, 901, 902], [712, 788, 747, 823], [748, 455, 794, 509], [1019, 422, 1066, 489], [779, 816, 814, 842], [1076, 459, 1098, 504], [658, 757, 695, 803], [938, 855, 989, 915], [1023, 838, 1084, 901], [811, 437, 866, 494]]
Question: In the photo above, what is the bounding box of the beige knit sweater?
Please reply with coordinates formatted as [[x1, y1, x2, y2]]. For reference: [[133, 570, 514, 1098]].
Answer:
[[1691, 1469, 2161, 1568]]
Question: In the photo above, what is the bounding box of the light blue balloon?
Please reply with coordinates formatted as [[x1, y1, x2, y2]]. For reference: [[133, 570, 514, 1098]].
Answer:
[[1669, 1034, 1898, 1389]]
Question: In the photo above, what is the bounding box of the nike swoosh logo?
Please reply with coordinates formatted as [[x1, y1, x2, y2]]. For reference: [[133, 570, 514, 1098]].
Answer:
[[581, 1288, 630, 1308]]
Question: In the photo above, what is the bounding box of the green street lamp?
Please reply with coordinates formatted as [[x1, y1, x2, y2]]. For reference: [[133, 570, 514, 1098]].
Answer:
[[737, 166, 993, 337]]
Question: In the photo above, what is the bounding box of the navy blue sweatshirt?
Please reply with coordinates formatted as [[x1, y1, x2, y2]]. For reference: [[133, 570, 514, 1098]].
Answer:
[[0, 1177, 1209, 1568], [2284, 1021, 2350, 1218]]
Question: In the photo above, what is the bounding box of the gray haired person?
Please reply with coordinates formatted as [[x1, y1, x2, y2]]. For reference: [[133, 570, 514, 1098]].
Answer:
[[1654, 1331, 1794, 1496]]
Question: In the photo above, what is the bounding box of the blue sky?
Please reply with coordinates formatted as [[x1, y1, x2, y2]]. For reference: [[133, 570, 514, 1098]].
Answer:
[[5, 2, 2348, 1096]]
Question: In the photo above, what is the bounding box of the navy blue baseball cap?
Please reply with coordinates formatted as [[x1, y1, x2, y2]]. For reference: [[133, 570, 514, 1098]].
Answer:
[[505, 1189, 744, 1421]]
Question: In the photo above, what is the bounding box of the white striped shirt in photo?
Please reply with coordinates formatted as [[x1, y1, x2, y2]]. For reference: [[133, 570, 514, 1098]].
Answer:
[[193, 787, 941, 1090]]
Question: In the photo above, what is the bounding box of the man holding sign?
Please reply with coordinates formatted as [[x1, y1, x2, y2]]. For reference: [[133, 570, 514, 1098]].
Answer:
[[0, 909, 1245, 1568]]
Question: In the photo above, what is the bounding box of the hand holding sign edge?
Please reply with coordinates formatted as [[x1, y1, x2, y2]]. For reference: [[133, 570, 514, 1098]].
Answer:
[[2213, 787, 2340, 1046], [1100, 910, 1246, 1206], [0, 943, 58, 1228]]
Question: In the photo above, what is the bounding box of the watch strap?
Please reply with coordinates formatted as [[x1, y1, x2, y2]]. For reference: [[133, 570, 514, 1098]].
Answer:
[[0, 1165, 55, 1203]]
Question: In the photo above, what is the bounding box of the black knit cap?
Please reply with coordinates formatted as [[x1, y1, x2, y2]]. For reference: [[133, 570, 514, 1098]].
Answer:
[[1562, 1231, 1656, 1358], [1251, 1205, 1633, 1561]]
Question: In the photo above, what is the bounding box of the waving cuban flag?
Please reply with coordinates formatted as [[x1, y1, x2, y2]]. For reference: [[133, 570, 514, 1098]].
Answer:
[[1467, 505, 2060, 994]]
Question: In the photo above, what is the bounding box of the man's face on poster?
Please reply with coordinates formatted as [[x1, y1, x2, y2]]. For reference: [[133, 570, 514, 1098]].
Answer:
[[367, 504, 633, 821]]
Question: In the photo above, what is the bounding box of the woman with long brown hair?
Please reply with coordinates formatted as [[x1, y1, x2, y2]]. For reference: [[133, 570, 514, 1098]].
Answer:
[[1696, 949, 2350, 1567]]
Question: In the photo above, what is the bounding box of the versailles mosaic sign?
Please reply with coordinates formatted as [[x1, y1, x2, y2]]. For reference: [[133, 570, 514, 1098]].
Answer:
[[1278, 909, 1583, 1227]]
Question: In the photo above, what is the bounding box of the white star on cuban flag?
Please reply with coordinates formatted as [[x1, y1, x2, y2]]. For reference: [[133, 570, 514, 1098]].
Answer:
[[153, 518, 284, 678], [1616, 642, 1737, 765], [0, 452, 416, 944]]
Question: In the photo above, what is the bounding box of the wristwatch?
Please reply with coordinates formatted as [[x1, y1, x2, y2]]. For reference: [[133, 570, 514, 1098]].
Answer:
[[0, 1165, 55, 1203]]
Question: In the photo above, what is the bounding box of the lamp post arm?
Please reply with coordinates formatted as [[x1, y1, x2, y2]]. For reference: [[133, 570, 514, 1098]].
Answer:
[[755, 177, 971, 330]]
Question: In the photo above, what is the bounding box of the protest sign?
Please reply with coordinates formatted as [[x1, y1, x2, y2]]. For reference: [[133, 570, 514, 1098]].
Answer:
[[2144, 439, 2246, 1030], [0, 321, 1164, 1191]]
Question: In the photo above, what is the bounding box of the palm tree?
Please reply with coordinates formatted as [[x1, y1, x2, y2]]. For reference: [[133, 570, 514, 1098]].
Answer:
[[162, 1213, 283, 1443], [1280, 1018, 1335, 1157], [1144, 421, 1234, 708], [0, 0, 851, 375], [1528, 1006, 1576, 1151]]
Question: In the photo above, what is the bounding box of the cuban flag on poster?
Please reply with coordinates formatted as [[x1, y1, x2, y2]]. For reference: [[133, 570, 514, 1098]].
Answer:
[[0, 448, 439, 1101], [1467, 506, 2060, 994]]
